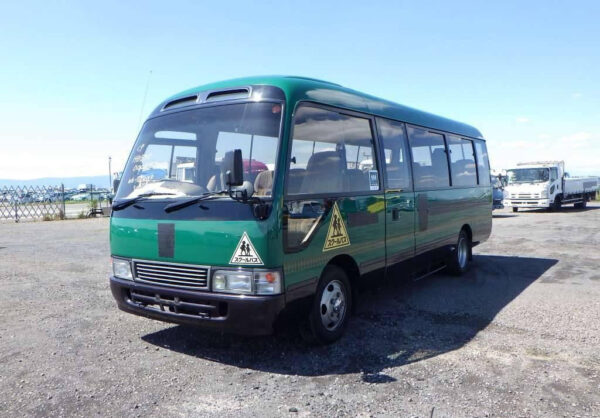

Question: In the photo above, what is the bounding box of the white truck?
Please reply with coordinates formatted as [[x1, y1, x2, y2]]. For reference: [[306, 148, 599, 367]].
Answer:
[[503, 161, 599, 212]]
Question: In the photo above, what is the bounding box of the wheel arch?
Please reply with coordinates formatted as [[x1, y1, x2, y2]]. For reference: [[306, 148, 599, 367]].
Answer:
[[324, 254, 360, 313]]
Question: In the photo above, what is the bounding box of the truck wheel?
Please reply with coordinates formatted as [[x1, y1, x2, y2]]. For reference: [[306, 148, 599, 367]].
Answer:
[[574, 199, 587, 209], [302, 265, 352, 345], [512, 207, 519, 213], [447, 229, 471, 276], [551, 195, 562, 211]]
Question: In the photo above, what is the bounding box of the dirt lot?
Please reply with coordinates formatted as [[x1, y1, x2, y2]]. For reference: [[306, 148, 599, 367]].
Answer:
[[1, 204, 599, 417]]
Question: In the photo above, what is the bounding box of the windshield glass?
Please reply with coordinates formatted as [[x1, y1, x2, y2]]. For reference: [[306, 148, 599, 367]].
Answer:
[[507, 168, 549, 184], [116, 102, 282, 200]]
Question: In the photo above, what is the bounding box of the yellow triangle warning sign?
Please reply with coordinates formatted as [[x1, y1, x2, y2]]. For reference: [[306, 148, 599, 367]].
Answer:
[[323, 202, 351, 252], [230, 232, 264, 265]]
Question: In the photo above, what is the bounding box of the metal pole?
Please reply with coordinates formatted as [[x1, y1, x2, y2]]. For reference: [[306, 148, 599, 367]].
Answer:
[[61, 184, 66, 219], [108, 156, 112, 192], [138, 70, 152, 130]]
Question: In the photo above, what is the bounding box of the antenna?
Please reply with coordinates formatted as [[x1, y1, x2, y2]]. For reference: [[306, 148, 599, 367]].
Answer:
[[138, 70, 153, 130]]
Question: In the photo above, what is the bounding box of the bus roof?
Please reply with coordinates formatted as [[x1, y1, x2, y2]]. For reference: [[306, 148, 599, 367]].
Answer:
[[160, 75, 484, 140]]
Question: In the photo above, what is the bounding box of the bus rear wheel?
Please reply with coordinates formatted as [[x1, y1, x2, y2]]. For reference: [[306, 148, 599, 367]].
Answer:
[[302, 265, 352, 345], [447, 230, 471, 276]]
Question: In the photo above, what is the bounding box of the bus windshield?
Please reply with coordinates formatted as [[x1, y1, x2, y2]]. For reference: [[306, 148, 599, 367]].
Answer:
[[116, 102, 282, 201], [506, 168, 549, 184]]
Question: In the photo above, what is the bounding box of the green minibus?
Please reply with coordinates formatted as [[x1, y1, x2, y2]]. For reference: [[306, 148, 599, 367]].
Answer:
[[110, 76, 492, 343]]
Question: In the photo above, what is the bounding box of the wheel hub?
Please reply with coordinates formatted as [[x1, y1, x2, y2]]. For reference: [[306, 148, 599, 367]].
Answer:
[[320, 280, 346, 331]]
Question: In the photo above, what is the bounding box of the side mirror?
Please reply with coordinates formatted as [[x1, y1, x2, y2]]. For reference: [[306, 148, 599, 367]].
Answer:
[[223, 149, 243, 186], [112, 179, 120, 193]]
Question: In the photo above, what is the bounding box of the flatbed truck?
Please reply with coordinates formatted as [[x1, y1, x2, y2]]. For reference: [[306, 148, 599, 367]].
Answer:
[[503, 161, 599, 211]]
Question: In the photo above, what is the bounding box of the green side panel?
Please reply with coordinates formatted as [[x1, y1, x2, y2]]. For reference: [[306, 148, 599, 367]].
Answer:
[[385, 191, 416, 263], [414, 187, 491, 253], [283, 195, 386, 289], [110, 217, 282, 268]]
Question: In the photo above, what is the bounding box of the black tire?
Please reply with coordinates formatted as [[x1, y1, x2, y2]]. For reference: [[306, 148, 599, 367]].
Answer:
[[512, 207, 519, 213], [574, 199, 587, 209], [302, 265, 352, 345], [447, 229, 471, 276], [551, 195, 562, 211]]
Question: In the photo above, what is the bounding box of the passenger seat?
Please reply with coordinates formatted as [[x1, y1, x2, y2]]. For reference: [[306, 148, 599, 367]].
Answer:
[[298, 151, 344, 194], [254, 170, 274, 196]]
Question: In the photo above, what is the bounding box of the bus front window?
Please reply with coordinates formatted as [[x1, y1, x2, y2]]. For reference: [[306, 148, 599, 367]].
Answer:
[[116, 102, 282, 201]]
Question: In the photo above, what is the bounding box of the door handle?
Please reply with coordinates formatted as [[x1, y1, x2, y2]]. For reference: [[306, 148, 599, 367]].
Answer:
[[392, 208, 400, 220]]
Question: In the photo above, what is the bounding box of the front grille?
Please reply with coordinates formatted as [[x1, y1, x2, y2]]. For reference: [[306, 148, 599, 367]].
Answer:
[[133, 260, 209, 289], [511, 193, 540, 199]]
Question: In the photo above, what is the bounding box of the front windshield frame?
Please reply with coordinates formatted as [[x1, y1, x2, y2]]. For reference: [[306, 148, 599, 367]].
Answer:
[[115, 99, 285, 203], [507, 168, 550, 184]]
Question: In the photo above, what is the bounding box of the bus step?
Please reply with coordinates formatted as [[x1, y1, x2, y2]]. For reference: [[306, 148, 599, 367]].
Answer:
[[412, 264, 446, 282]]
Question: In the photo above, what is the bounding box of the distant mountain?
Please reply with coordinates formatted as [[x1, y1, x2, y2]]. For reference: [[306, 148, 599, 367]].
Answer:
[[0, 175, 110, 189]]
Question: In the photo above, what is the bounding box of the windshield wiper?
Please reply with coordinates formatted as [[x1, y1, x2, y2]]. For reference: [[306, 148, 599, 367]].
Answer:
[[163, 191, 226, 213], [112, 192, 177, 211]]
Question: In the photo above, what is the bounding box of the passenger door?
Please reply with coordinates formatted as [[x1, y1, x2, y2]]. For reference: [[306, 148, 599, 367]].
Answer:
[[376, 118, 416, 277], [282, 104, 387, 292], [407, 126, 456, 261]]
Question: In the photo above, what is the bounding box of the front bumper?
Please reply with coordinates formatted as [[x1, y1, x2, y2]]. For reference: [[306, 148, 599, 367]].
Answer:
[[110, 276, 286, 335], [503, 199, 549, 208]]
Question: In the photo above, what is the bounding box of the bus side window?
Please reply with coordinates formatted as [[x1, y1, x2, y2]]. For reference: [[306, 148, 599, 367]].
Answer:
[[407, 127, 450, 190], [287, 105, 378, 195], [447, 135, 477, 187], [376, 118, 412, 190], [474, 140, 491, 186]]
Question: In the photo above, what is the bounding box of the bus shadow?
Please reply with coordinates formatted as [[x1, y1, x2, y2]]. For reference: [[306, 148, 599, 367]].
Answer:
[[142, 255, 557, 380], [492, 213, 517, 218]]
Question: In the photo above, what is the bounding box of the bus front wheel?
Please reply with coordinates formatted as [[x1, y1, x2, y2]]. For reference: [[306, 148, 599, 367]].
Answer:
[[447, 230, 471, 276], [302, 265, 352, 345]]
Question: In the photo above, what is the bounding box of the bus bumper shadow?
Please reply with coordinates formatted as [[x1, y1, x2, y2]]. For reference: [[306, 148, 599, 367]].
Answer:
[[141, 254, 557, 378]]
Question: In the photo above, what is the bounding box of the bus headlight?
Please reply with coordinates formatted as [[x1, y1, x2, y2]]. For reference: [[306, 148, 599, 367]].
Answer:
[[212, 270, 253, 294], [112, 257, 133, 280]]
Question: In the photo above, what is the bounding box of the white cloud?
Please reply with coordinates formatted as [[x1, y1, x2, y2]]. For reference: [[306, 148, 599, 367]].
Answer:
[[571, 92, 583, 99], [558, 131, 591, 144], [487, 131, 600, 176], [515, 117, 530, 123]]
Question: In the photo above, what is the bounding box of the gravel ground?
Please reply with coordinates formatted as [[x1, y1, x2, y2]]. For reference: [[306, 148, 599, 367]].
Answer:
[[1, 203, 599, 417]]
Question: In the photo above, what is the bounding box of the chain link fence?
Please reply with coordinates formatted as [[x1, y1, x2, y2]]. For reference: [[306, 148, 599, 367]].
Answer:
[[0, 185, 66, 222], [0, 185, 112, 222]]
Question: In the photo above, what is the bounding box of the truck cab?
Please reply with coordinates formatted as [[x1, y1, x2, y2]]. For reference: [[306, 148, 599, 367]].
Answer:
[[503, 161, 563, 211]]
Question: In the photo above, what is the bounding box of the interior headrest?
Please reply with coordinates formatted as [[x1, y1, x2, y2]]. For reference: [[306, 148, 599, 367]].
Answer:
[[306, 151, 343, 171]]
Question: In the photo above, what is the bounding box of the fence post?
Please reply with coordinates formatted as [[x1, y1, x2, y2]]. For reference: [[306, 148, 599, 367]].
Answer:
[[61, 184, 66, 219], [14, 189, 19, 223]]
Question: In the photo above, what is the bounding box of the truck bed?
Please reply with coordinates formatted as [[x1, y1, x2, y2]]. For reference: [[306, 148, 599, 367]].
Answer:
[[564, 177, 600, 195]]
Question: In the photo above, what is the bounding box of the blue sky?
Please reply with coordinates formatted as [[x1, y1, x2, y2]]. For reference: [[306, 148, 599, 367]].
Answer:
[[0, 0, 598, 179]]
